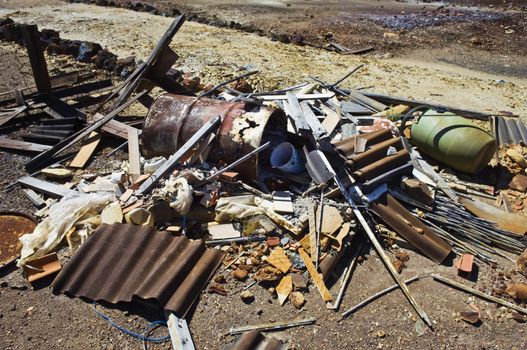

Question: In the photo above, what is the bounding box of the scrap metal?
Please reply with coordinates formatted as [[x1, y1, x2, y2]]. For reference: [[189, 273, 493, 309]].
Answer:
[[341, 275, 425, 319], [228, 317, 317, 335], [229, 330, 285, 350], [52, 223, 225, 317], [137, 115, 221, 195]]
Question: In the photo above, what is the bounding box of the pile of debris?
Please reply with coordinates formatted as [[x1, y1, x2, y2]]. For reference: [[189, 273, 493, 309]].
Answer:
[[1, 15, 527, 348]]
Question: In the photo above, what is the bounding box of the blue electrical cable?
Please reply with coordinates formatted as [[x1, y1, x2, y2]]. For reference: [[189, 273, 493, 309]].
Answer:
[[93, 302, 170, 343]]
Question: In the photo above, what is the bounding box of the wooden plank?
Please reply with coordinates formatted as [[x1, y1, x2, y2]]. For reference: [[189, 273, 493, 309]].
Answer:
[[0, 105, 28, 127], [25, 90, 147, 172], [320, 104, 341, 135], [298, 248, 333, 302], [69, 131, 101, 168], [127, 128, 141, 181], [92, 113, 138, 139], [0, 137, 51, 152], [22, 188, 46, 208], [21, 25, 51, 93], [18, 176, 77, 198], [300, 100, 327, 139]]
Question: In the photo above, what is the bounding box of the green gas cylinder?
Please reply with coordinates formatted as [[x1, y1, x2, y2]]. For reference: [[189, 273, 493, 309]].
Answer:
[[410, 110, 496, 174]]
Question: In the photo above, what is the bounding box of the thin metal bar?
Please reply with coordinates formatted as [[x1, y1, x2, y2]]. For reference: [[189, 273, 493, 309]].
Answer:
[[229, 317, 317, 335], [200, 141, 270, 184], [341, 275, 424, 319], [343, 184, 432, 328], [431, 274, 527, 315], [200, 70, 258, 98], [328, 243, 362, 311], [136, 115, 221, 196]]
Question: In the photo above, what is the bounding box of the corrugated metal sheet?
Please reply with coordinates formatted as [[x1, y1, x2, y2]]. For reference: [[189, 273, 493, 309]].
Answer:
[[371, 194, 452, 264], [493, 116, 527, 146], [226, 331, 285, 350], [52, 223, 224, 317]]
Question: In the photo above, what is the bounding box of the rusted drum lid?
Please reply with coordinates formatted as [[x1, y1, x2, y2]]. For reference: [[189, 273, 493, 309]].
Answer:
[[0, 212, 37, 267]]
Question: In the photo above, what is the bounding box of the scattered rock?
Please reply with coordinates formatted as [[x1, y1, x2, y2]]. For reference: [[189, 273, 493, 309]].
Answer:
[[240, 290, 254, 303], [509, 174, 527, 192], [291, 273, 307, 290], [470, 36, 482, 45], [506, 283, 527, 301], [214, 274, 226, 283], [460, 310, 480, 324], [290, 291, 305, 309], [254, 266, 282, 282], [208, 283, 227, 296], [232, 268, 248, 281], [506, 149, 527, 168]]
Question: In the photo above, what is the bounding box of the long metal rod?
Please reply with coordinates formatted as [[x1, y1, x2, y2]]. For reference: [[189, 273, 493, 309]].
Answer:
[[315, 191, 324, 270], [136, 115, 221, 195], [341, 275, 424, 319], [229, 317, 317, 335], [330, 64, 365, 88], [341, 183, 432, 328], [328, 243, 362, 311], [200, 70, 258, 98], [200, 141, 270, 184], [431, 274, 527, 315]]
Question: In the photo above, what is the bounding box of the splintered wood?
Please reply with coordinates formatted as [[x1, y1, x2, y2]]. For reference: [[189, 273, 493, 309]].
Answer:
[[298, 248, 332, 302], [267, 247, 292, 273], [276, 275, 293, 305], [127, 128, 141, 181], [69, 131, 101, 168]]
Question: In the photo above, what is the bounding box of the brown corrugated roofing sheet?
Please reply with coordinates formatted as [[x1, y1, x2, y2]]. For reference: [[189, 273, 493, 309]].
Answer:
[[226, 331, 285, 350], [52, 223, 224, 317], [371, 194, 451, 264]]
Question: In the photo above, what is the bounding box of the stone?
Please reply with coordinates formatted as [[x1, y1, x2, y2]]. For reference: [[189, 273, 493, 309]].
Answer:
[[290, 291, 305, 309], [232, 268, 248, 281], [509, 174, 527, 192], [240, 290, 254, 303], [506, 149, 527, 168]]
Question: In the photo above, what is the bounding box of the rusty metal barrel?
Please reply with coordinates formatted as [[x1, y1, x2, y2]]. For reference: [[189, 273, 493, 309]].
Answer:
[[142, 94, 287, 183]]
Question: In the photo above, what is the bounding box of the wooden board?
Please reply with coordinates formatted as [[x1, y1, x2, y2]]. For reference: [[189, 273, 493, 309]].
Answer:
[[69, 131, 101, 168], [298, 248, 332, 302], [321, 104, 342, 135], [127, 128, 141, 181], [18, 176, 77, 198], [92, 113, 139, 139], [0, 137, 51, 153]]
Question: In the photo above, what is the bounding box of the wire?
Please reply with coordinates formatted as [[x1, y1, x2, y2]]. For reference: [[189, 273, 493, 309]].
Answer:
[[93, 302, 170, 343]]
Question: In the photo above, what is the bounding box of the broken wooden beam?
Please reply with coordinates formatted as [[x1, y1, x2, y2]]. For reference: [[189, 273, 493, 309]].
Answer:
[[18, 176, 77, 198], [21, 25, 51, 94], [0, 138, 51, 153]]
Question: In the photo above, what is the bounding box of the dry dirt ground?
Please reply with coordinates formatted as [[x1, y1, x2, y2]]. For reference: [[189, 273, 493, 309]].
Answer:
[[91, 0, 527, 78], [0, 2, 527, 350]]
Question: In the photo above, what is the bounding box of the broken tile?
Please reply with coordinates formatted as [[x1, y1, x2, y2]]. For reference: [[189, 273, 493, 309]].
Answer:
[[267, 247, 292, 273], [208, 223, 241, 240], [276, 275, 293, 305], [290, 291, 305, 309]]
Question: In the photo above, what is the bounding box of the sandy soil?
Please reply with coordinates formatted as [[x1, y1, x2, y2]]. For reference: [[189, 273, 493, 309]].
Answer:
[[0, 3, 526, 350], [1, 3, 526, 119]]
